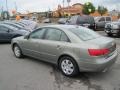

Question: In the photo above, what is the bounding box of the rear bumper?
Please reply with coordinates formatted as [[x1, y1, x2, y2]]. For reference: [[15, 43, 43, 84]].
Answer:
[[77, 50, 118, 72]]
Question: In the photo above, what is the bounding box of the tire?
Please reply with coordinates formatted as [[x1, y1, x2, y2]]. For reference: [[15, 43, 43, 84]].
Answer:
[[107, 33, 113, 37], [13, 44, 23, 58], [117, 32, 120, 38], [59, 56, 79, 76]]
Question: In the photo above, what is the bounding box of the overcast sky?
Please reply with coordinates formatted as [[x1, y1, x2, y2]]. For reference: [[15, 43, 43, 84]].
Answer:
[[0, 0, 120, 13]]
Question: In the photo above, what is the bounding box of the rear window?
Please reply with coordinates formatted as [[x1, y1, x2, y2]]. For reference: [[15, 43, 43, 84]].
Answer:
[[106, 17, 111, 21], [69, 27, 100, 41], [77, 16, 95, 24]]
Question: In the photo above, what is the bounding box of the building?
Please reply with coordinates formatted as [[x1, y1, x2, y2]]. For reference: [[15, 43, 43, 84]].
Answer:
[[53, 3, 83, 17], [109, 10, 120, 17]]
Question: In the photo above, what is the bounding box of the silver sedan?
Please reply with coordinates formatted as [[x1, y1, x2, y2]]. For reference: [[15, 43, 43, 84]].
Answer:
[[11, 25, 118, 76]]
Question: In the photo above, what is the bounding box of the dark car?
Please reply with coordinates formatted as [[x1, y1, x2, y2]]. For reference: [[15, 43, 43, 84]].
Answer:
[[3, 22, 32, 31], [3, 22, 25, 29], [58, 18, 68, 24], [105, 21, 120, 37], [67, 15, 96, 30], [0, 24, 29, 42]]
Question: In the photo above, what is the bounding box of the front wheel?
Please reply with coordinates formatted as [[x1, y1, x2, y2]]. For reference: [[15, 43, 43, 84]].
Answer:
[[13, 44, 23, 58], [59, 56, 79, 76]]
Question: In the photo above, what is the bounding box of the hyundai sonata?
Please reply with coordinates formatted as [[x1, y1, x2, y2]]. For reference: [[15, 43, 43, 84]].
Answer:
[[11, 25, 117, 76]]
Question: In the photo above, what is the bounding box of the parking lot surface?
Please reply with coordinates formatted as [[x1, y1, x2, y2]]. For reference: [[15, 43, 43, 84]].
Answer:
[[0, 31, 120, 90]]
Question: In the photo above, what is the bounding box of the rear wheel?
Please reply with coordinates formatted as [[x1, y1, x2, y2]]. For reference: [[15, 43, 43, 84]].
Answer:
[[59, 56, 79, 76], [13, 44, 23, 58]]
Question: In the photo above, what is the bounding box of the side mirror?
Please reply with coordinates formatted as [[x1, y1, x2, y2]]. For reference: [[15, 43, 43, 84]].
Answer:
[[24, 34, 29, 39]]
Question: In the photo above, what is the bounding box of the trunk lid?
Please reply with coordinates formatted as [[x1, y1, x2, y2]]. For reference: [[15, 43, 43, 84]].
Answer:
[[86, 36, 116, 57]]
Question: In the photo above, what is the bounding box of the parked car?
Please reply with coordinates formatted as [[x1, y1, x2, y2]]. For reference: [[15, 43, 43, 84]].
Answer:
[[15, 22, 32, 31], [19, 20, 38, 30], [105, 21, 120, 37], [58, 18, 68, 24], [95, 16, 112, 29], [42, 18, 51, 23], [0, 24, 29, 42], [30, 16, 38, 22], [2, 21, 33, 32], [11, 25, 117, 76], [2, 22, 26, 29], [67, 15, 96, 30]]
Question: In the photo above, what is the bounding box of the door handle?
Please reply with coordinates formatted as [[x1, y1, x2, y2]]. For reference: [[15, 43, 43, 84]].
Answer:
[[57, 45, 61, 49]]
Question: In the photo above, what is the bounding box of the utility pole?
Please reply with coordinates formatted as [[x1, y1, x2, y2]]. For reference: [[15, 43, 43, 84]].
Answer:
[[62, 0, 65, 17], [67, 0, 71, 18], [6, 0, 8, 11], [15, 2, 18, 12]]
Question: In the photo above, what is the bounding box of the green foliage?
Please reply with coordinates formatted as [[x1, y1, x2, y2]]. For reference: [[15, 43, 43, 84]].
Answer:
[[82, 2, 95, 15], [98, 6, 108, 16]]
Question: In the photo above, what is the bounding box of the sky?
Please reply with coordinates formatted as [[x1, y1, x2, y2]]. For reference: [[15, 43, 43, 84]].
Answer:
[[0, 0, 120, 13]]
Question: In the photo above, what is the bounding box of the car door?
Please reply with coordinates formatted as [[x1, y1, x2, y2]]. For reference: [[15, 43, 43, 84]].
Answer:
[[21, 28, 47, 59], [37, 27, 70, 64], [0, 25, 12, 42]]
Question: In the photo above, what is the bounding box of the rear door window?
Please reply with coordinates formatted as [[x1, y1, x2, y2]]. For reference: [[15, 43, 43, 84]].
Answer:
[[60, 32, 70, 42], [45, 28, 62, 41], [106, 17, 111, 21]]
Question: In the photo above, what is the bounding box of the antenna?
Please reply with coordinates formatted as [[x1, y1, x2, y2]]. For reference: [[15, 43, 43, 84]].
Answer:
[[15, 2, 18, 12], [6, 0, 8, 11]]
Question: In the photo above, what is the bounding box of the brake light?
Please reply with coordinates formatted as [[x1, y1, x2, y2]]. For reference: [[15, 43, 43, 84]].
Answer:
[[88, 49, 109, 56]]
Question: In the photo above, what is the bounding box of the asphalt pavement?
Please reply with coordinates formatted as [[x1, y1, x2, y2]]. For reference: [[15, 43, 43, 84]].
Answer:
[[0, 31, 120, 90]]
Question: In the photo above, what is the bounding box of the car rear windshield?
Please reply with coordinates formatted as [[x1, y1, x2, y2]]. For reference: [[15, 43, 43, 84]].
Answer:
[[77, 16, 95, 24], [69, 27, 100, 41]]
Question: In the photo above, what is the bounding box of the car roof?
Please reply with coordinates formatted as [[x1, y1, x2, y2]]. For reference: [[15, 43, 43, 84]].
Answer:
[[40, 24, 84, 31], [2, 22, 24, 29], [0, 23, 18, 30]]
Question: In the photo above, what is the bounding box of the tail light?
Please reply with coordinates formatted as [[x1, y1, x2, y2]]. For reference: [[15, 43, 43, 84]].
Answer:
[[88, 49, 109, 56]]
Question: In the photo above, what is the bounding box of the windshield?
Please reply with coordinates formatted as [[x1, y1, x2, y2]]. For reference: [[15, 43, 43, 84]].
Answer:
[[69, 27, 100, 41]]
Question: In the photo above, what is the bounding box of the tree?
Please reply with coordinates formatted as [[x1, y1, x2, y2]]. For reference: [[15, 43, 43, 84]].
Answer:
[[98, 6, 108, 16], [82, 2, 95, 15]]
